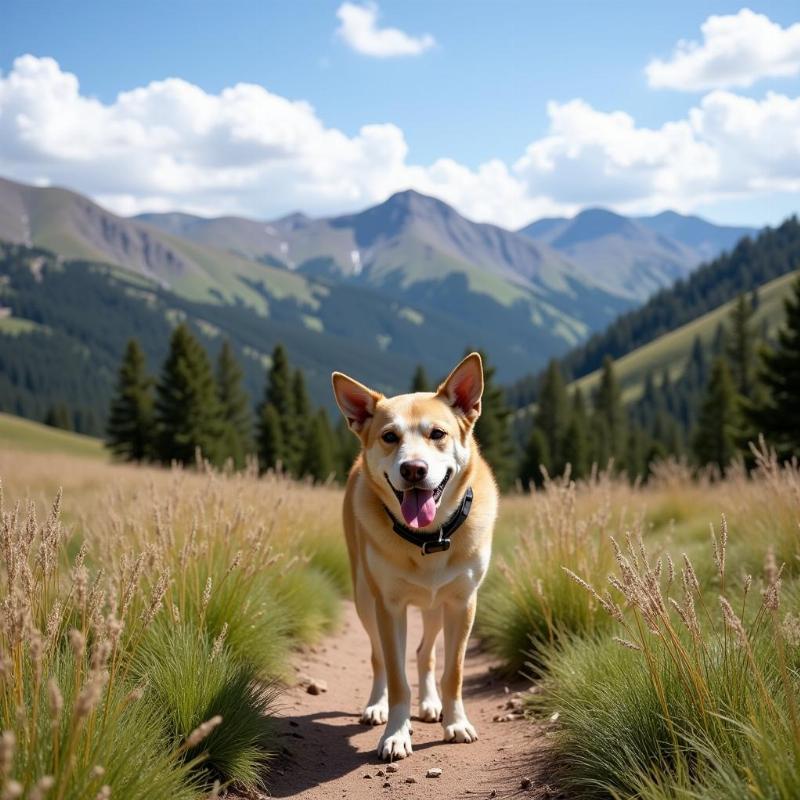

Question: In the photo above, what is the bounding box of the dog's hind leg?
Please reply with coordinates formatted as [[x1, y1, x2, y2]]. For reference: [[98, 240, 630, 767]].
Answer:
[[354, 572, 388, 725], [416, 606, 443, 722]]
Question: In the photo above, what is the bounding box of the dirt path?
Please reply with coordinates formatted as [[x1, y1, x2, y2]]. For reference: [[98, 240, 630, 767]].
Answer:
[[266, 602, 552, 799]]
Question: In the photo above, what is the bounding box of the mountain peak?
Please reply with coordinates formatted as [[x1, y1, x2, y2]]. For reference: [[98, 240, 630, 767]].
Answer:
[[551, 207, 640, 248], [379, 188, 454, 217]]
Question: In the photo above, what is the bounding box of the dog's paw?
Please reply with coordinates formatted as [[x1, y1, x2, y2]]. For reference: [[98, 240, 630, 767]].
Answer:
[[378, 723, 413, 761], [418, 696, 443, 722], [360, 701, 388, 725], [443, 718, 478, 743]]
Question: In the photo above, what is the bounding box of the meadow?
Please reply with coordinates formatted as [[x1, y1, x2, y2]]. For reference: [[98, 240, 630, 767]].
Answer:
[[1, 430, 798, 798], [480, 446, 800, 798], [0, 446, 347, 799]]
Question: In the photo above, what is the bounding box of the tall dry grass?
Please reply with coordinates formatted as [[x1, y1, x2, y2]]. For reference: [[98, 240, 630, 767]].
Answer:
[[479, 467, 640, 672], [511, 442, 800, 798], [0, 451, 346, 798]]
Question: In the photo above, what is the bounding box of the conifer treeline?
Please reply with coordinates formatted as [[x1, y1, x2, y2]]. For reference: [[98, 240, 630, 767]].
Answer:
[[106, 323, 357, 482], [106, 276, 800, 488], [517, 276, 800, 485]]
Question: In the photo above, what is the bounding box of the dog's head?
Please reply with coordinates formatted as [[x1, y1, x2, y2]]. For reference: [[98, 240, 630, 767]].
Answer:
[[332, 353, 483, 529]]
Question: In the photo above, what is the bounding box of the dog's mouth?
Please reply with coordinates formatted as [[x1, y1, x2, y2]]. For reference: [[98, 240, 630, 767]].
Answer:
[[384, 469, 452, 529]]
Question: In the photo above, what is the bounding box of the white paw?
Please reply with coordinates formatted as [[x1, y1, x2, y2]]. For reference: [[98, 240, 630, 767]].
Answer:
[[360, 701, 388, 725], [418, 696, 443, 722], [443, 719, 478, 743], [378, 723, 413, 761]]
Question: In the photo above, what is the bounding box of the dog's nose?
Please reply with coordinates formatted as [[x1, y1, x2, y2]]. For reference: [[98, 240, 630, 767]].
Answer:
[[400, 460, 428, 483]]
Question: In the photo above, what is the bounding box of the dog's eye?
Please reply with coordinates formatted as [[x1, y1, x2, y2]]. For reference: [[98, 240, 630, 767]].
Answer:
[[430, 428, 446, 440], [381, 431, 399, 444]]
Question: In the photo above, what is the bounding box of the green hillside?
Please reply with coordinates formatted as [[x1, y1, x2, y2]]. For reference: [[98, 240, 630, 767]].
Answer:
[[0, 412, 105, 459], [572, 269, 799, 403]]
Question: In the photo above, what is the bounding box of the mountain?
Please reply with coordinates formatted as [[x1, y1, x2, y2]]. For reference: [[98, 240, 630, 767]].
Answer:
[[0, 177, 642, 393], [637, 210, 755, 262], [518, 207, 757, 301], [139, 189, 630, 331], [0, 175, 315, 315], [508, 215, 800, 410]]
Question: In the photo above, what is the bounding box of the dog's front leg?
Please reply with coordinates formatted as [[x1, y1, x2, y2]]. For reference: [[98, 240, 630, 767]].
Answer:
[[374, 597, 412, 760], [441, 592, 478, 743]]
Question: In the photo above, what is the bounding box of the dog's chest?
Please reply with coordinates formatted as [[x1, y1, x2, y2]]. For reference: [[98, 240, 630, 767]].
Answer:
[[365, 541, 489, 608]]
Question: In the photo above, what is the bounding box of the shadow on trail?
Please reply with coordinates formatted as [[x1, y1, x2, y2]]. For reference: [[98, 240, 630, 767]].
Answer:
[[267, 709, 368, 797]]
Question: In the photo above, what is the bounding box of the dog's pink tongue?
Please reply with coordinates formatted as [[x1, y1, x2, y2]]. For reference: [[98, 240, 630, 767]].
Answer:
[[401, 488, 436, 528]]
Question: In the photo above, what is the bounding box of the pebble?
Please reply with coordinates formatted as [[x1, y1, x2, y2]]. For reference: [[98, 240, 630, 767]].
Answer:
[[489, 792, 497, 798], [405, 777, 417, 784], [383, 781, 391, 788], [520, 777, 532, 789], [426, 768, 442, 778], [363, 773, 372, 779], [376, 770, 385, 777], [306, 678, 328, 695], [386, 764, 399, 773]]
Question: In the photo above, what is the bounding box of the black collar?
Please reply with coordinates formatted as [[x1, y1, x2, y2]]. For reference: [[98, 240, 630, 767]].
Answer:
[[383, 487, 474, 555]]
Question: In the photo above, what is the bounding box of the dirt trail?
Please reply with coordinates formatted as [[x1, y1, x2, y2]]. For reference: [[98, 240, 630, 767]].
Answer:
[[266, 601, 552, 799]]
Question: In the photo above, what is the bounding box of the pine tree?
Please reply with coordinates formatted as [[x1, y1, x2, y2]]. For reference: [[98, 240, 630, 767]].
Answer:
[[727, 294, 756, 398], [410, 364, 431, 392], [592, 356, 626, 470], [258, 345, 295, 471], [301, 409, 336, 483], [258, 403, 284, 472], [291, 368, 311, 476], [519, 426, 550, 490], [472, 352, 516, 490], [626, 425, 648, 482], [691, 357, 739, 473], [534, 360, 569, 475], [748, 277, 800, 458], [106, 339, 154, 462], [215, 340, 252, 469], [154, 323, 223, 465], [562, 388, 590, 479]]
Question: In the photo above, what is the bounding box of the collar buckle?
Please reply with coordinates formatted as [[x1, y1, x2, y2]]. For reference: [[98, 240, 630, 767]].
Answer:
[[421, 530, 451, 555]]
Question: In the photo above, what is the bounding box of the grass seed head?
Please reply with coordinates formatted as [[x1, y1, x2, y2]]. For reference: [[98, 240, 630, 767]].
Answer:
[[185, 714, 223, 749], [29, 776, 55, 800], [719, 596, 748, 646], [0, 730, 15, 777], [47, 678, 63, 723]]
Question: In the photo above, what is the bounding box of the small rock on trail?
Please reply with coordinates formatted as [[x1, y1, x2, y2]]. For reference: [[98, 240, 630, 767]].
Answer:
[[426, 767, 443, 778]]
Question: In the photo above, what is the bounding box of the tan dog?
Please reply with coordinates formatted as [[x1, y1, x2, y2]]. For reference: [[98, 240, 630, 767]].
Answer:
[[331, 353, 498, 761]]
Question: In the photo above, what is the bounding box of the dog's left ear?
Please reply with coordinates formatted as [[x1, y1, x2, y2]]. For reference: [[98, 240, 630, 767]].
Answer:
[[437, 352, 484, 424]]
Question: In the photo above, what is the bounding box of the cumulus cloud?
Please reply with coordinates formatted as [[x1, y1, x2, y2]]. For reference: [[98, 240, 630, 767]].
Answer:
[[336, 2, 435, 58], [0, 54, 799, 227], [647, 9, 800, 91]]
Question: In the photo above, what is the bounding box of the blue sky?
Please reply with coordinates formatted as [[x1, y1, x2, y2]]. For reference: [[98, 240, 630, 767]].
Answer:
[[1, 1, 799, 226]]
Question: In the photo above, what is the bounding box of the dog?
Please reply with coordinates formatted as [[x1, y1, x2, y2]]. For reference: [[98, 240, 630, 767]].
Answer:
[[331, 352, 498, 761]]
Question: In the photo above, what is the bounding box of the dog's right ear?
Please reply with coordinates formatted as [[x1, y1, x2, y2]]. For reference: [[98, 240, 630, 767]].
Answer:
[[331, 372, 382, 434]]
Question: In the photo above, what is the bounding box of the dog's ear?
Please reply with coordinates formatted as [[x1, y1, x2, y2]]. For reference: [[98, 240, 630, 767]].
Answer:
[[331, 372, 382, 434], [436, 352, 484, 424]]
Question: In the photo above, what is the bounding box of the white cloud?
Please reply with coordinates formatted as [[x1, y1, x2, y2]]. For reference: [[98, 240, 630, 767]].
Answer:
[[336, 2, 435, 58], [514, 99, 721, 212], [0, 54, 799, 228], [647, 9, 800, 91]]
